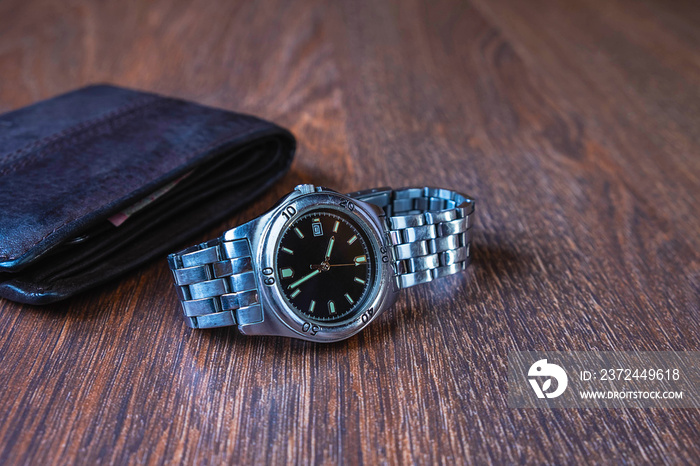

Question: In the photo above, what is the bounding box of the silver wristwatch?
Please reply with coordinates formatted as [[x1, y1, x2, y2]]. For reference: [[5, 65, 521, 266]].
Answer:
[[167, 185, 475, 342]]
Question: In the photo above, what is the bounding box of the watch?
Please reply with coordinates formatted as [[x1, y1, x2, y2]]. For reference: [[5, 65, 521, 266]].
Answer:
[[167, 185, 475, 342]]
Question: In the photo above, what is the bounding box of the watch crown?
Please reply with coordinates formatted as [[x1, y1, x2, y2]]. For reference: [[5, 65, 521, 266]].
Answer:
[[294, 184, 315, 194]]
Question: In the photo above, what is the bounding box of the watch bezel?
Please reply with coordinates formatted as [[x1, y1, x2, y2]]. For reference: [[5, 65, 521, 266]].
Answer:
[[256, 190, 395, 342]]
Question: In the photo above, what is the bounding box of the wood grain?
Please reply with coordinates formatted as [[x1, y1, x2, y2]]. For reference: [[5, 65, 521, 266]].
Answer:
[[1, 0, 699, 463]]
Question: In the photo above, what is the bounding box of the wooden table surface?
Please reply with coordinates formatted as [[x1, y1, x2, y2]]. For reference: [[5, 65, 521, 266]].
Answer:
[[1, 0, 699, 463]]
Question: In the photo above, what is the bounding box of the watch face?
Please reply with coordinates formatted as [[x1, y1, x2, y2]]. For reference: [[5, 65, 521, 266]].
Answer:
[[275, 208, 375, 324]]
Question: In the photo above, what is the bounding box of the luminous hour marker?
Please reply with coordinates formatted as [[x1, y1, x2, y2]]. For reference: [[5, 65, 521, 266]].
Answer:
[[290, 289, 301, 298], [333, 220, 340, 233], [328, 300, 336, 314], [344, 293, 354, 304], [280, 268, 294, 278], [294, 227, 304, 238], [281, 247, 294, 255], [309, 300, 316, 313], [347, 235, 357, 245], [354, 255, 367, 265], [354, 277, 366, 285]]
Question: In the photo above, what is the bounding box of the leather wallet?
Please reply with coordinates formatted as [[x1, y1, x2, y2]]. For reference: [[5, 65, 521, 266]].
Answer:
[[0, 84, 295, 304]]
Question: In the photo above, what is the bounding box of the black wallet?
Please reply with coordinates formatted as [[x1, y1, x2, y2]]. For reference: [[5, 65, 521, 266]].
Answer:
[[0, 85, 295, 304]]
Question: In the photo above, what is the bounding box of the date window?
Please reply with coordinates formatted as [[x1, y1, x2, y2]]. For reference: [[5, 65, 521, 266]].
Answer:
[[312, 218, 323, 237]]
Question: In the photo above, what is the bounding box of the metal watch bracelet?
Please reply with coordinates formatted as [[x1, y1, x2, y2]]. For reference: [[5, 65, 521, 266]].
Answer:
[[167, 186, 474, 329], [347, 187, 474, 289]]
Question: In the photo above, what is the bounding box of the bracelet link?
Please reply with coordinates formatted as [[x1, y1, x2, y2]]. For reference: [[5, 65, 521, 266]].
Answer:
[[168, 236, 262, 329]]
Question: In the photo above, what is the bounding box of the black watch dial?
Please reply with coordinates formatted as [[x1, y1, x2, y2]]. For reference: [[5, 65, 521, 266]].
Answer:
[[275, 209, 374, 324]]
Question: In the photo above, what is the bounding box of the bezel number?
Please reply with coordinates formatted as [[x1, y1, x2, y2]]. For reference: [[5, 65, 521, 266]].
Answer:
[[339, 199, 355, 211], [262, 267, 275, 286], [282, 205, 297, 221], [302, 322, 320, 335], [380, 245, 389, 263]]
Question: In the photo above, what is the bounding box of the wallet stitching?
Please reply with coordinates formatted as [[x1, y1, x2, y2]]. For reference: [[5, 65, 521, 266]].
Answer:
[[0, 125, 279, 260], [0, 96, 162, 175]]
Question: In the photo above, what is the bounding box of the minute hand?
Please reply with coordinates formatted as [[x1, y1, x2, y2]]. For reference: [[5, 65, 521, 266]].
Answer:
[[288, 269, 321, 289], [325, 236, 335, 261]]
